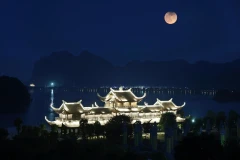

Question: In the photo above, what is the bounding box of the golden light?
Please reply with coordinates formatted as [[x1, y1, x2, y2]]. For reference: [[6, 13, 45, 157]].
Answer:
[[45, 87, 186, 127], [29, 83, 35, 87], [164, 11, 177, 24]]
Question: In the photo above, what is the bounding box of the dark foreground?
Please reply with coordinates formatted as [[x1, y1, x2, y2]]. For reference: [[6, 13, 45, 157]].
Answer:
[[0, 127, 240, 160], [1, 136, 166, 160]]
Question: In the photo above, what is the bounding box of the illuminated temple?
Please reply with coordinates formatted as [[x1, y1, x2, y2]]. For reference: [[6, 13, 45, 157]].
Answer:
[[45, 87, 185, 127]]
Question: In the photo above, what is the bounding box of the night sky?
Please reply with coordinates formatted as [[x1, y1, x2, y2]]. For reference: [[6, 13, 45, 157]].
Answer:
[[0, 0, 240, 81]]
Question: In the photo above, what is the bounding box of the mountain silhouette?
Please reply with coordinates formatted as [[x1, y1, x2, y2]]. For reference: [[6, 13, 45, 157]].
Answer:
[[31, 51, 240, 89]]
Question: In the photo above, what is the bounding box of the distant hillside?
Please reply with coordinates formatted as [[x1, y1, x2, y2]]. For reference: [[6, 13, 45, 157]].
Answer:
[[0, 76, 31, 113], [30, 51, 240, 89]]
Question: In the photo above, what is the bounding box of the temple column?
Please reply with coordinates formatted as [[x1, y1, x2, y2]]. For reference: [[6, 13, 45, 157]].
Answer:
[[60, 126, 63, 135], [134, 123, 139, 150], [165, 126, 173, 154], [220, 122, 225, 146], [151, 122, 158, 151], [138, 122, 143, 146], [225, 123, 229, 139], [77, 127, 80, 135], [122, 122, 128, 150], [183, 121, 190, 137], [173, 123, 178, 145], [64, 125, 67, 135], [198, 126, 202, 135], [237, 118, 240, 139], [206, 119, 211, 135]]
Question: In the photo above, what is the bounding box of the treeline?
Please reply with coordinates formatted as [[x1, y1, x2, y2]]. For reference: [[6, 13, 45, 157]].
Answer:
[[0, 115, 167, 160], [0, 111, 240, 160], [189, 110, 240, 133]]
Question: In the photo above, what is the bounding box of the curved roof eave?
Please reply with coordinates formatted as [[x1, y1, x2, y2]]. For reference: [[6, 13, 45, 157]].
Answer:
[[50, 104, 64, 113], [136, 92, 147, 101], [45, 116, 56, 125]]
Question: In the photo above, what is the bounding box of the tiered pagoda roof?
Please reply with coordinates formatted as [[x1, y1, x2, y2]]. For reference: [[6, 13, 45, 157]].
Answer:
[[48, 93, 185, 115], [142, 98, 185, 111], [50, 100, 89, 114], [97, 87, 146, 103], [50, 100, 118, 115]]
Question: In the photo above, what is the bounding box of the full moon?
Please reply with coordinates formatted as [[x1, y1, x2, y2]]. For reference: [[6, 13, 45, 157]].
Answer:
[[164, 12, 177, 24]]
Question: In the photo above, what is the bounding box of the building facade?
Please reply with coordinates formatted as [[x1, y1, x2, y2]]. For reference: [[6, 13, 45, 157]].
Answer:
[[45, 87, 185, 127]]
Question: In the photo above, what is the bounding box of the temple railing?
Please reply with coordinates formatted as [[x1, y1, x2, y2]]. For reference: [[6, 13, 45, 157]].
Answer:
[[87, 117, 110, 121], [56, 115, 161, 122], [135, 115, 160, 119], [86, 115, 160, 122]]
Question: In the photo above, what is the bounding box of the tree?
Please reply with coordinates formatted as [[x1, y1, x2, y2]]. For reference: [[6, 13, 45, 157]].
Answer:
[[143, 122, 151, 133], [177, 109, 184, 117], [14, 117, 23, 135], [159, 112, 177, 129], [0, 128, 8, 140], [17, 125, 41, 138], [39, 123, 46, 131], [86, 124, 94, 139], [39, 123, 46, 136], [94, 121, 103, 138], [203, 110, 216, 128], [80, 118, 88, 140], [216, 111, 226, 130], [192, 118, 203, 133], [32, 126, 41, 137], [0, 76, 31, 113], [105, 115, 132, 141], [227, 110, 239, 128], [50, 124, 58, 133]]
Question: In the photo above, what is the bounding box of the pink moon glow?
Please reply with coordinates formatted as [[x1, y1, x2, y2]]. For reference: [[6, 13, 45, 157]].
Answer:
[[164, 12, 177, 24]]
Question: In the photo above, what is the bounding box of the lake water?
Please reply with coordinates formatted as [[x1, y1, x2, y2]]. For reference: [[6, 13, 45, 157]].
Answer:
[[0, 88, 240, 128]]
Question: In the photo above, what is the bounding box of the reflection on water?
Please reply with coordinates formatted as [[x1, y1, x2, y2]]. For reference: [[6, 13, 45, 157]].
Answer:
[[51, 89, 54, 106], [50, 89, 54, 112], [0, 87, 237, 128], [48, 112, 55, 122]]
